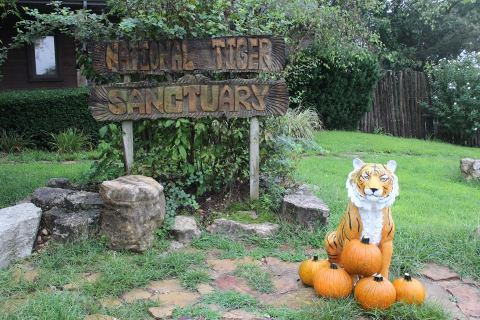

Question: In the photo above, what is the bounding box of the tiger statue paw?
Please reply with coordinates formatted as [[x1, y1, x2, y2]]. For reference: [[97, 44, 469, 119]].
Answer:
[[324, 158, 399, 280]]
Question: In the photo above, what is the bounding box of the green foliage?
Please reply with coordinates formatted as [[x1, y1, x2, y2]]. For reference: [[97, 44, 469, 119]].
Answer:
[[425, 52, 480, 145], [202, 290, 258, 309], [0, 88, 101, 149], [49, 128, 91, 153], [180, 269, 212, 291], [0, 292, 88, 320], [89, 114, 306, 218], [373, 0, 480, 69], [233, 263, 274, 293], [286, 44, 381, 130], [0, 130, 32, 153], [173, 305, 221, 320]]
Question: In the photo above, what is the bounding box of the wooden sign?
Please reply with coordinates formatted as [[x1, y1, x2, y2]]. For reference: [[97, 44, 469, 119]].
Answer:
[[90, 36, 285, 74], [89, 80, 288, 121]]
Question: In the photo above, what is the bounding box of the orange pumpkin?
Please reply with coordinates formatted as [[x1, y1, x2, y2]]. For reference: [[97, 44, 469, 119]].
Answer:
[[393, 273, 426, 305], [298, 255, 329, 286], [313, 263, 353, 298], [341, 237, 382, 276], [354, 274, 396, 310]]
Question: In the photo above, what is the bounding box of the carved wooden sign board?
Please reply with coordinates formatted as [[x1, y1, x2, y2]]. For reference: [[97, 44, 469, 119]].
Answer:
[[91, 37, 285, 74], [89, 36, 288, 121]]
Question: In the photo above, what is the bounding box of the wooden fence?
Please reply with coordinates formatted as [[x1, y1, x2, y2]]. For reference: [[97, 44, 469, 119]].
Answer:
[[359, 69, 480, 147], [359, 69, 433, 139]]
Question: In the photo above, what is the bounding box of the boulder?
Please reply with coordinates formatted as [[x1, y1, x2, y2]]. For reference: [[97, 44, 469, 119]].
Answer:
[[208, 218, 278, 240], [0, 203, 42, 268], [460, 158, 480, 180], [100, 175, 165, 252], [65, 191, 103, 211], [31, 187, 75, 211], [47, 178, 72, 189], [280, 188, 329, 228], [170, 215, 201, 243], [43, 207, 100, 242]]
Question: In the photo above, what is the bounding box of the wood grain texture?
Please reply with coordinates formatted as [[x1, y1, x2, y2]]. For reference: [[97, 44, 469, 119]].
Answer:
[[89, 79, 289, 121], [90, 37, 285, 74]]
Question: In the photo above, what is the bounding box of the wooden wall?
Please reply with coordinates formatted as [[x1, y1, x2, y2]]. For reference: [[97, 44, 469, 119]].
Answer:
[[0, 18, 78, 91], [359, 69, 433, 139]]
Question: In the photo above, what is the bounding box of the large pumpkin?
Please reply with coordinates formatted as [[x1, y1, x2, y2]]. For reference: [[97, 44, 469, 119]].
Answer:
[[341, 237, 382, 276], [354, 274, 396, 310], [313, 263, 353, 298], [393, 273, 426, 305], [298, 256, 329, 286]]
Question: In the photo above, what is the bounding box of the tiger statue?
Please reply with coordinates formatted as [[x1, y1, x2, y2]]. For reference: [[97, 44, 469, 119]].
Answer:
[[324, 158, 399, 279]]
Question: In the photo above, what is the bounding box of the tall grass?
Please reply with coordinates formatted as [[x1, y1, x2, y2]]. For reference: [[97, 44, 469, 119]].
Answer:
[[279, 108, 323, 140], [49, 128, 90, 153], [0, 130, 32, 153]]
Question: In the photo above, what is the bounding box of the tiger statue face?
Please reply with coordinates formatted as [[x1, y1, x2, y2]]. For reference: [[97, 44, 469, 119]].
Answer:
[[346, 158, 399, 209]]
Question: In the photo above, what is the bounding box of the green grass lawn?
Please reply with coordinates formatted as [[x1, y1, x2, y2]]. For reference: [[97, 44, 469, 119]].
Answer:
[[0, 151, 95, 207], [296, 131, 480, 279], [0, 131, 478, 319]]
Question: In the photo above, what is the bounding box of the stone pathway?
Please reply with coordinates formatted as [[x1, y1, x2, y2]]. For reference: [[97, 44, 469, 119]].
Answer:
[[420, 263, 480, 320], [11, 252, 480, 319]]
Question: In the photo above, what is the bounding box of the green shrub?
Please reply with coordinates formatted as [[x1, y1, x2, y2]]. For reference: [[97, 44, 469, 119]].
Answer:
[[425, 52, 480, 145], [0, 130, 32, 153], [49, 128, 91, 153], [285, 44, 381, 130], [88, 112, 321, 218], [0, 88, 101, 149]]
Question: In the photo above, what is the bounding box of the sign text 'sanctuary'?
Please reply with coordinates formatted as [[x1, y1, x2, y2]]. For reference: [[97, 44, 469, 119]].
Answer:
[[89, 80, 289, 121], [90, 36, 286, 74]]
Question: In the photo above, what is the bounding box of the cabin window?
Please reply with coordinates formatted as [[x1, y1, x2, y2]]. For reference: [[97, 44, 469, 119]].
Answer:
[[28, 36, 61, 81]]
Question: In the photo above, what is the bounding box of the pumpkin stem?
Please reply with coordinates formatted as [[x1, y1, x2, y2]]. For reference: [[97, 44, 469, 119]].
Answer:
[[361, 237, 370, 244], [313, 255, 319, 261], [329, 263, 338, 270], [404, 273, 412, 281], [373, 274, 384, 282]]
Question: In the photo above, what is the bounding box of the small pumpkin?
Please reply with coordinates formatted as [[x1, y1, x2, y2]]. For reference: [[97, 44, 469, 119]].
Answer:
[[298, 255, 329, 286], [313, 263, 353, 298], [341, 237, 382, 276], [393, 273, 426, 305], [354, 273, 396, 310]]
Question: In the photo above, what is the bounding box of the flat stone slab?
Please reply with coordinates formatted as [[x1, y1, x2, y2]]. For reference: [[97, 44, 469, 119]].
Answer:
[[421, 263, 460, 281], [121, 288, 152, 303], [447, 284, 480, 318], [147, 279, 183, 294], [222, 309, 263, 320], [0, 203, 42, 268], [150, 291, 199, 307], [208, 219, 279, 240], [170, 215, 201, 243], [148, 306, 175, 319], [280, 192, 329, 228]]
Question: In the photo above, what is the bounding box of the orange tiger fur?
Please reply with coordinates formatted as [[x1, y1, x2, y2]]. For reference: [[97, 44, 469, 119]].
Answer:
[[324, 158, 398, 279]]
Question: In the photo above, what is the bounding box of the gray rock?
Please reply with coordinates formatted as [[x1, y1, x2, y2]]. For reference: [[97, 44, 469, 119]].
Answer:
[[208, 218, 279, 240], [31, 187, 75, 211], [280, 191, 329, 228], [100, 175, 165, 252], [460, 158, 480, 180], [169, 240, 186, 251], [47, 178, 72, 189], [42, 207, 100, 242], [52, 211, 100, 242], [65, 191, 104, 211], [0, 203, 42, 268], [170, 215, 201, 243]]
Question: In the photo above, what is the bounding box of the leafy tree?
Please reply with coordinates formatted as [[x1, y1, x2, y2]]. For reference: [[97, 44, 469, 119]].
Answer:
[[424, 52, 480, 145], [372, 0, 480, 69]]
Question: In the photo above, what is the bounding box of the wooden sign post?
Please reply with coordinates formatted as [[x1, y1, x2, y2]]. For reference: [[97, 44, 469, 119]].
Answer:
[[89, 36, 288, 200]]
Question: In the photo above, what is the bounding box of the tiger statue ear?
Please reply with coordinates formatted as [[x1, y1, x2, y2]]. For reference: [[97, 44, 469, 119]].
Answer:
[[353, 158, 364, 170], [386, 160, 397, 173]]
